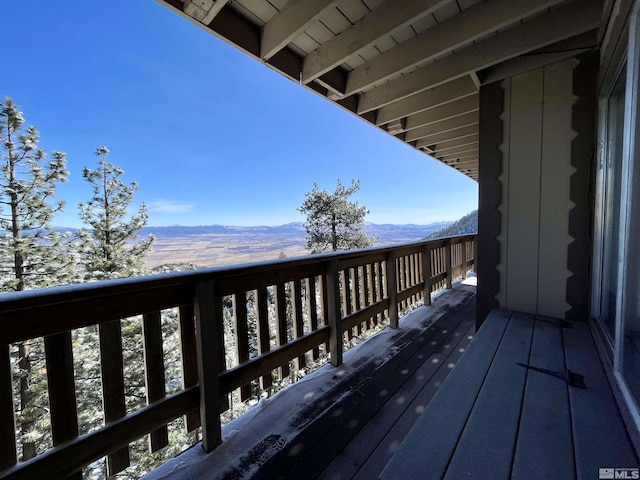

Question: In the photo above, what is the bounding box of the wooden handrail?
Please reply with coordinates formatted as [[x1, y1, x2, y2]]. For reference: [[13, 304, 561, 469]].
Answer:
[[0, 234, 476, 479]]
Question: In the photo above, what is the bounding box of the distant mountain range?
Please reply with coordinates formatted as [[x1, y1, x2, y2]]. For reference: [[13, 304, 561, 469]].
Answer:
[[139, 221, 453, 246]]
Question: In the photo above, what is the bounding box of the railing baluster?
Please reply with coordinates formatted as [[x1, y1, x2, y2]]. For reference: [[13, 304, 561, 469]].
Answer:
[[275, 283, 290, 379], [321, 274, 331, 354], [306, 277, 320, 360], [445, 239, 453, 289], [194, 281, 222, 453], [386, 251, 399, 328], [256, 287, 273, 390], [98, 320, 130, 475], [215, 296, 229, 413], [461, 239, 468, 279], [142, 311, 169, 452], [232, 292, 251, 401], [293, 280, 306, 370], [178, 304, 200, 432], [353, 267, 362, 335], [44, 332, 81, 480], [326, 259, 343, 366], [343, 269, 353, 341], [0, 344, 16, 471], [422, 245, 432, 306]]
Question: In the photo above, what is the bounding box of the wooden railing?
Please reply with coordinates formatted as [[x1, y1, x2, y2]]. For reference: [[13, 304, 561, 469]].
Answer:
[[0, 235, 475, 479]]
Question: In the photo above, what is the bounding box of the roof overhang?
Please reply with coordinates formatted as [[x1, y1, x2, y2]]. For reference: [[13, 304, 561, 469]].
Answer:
[[157, 0, 603, 181]]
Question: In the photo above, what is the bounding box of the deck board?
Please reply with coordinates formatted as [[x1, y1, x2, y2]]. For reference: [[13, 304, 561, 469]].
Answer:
[[512, 317, 575, 479], [564, 321, 638, 477], [331, 311, 476, 480], [258, 290, 478, 479], [382, 309, 639, 480], [444, 311, 533, 480]]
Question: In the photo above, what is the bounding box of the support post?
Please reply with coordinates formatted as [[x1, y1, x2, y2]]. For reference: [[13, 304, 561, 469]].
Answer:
[[194, 280, 222, 452], [386, 251, 399, 328], [326, 259, 344, 367]]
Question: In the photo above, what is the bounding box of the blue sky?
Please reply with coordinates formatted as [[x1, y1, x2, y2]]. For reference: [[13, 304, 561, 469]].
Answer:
[[1, 1, 477, 228]]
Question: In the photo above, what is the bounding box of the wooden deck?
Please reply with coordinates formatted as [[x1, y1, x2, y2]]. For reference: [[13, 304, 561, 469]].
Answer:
[[382, 308, 639, 480], [145, 283, 478, 480]]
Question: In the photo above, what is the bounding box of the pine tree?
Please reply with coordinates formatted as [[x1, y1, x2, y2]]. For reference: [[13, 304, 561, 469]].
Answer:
[[0, 97, 71, 291], [77, 146, 153, 281], [0, 97, 71, 462], [298, 179, 377, 253]]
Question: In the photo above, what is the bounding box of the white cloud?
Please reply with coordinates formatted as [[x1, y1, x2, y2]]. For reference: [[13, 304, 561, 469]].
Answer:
[[148, 199, 195, 214]]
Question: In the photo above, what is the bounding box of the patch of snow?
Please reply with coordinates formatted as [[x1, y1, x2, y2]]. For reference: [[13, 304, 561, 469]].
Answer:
[[144, 283, 474, 480]]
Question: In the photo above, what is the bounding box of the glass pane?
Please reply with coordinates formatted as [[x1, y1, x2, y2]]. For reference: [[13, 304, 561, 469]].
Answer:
[[600, 66, 626, 339], [622, 75, 640, 402]]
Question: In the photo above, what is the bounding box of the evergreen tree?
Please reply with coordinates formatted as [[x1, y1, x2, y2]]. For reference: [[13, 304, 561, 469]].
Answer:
[[298, 179, 377, 253], [0, 97, 71, 291], [77, 146, 153, 281], [0, 97, 71, 462]]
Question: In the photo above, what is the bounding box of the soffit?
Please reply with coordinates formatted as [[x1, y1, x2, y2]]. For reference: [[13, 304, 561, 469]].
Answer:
[[159, 0, 604, 181]]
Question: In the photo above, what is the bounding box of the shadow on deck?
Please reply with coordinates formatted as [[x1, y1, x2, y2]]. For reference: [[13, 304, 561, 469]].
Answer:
[[145, 283, 477, 480]]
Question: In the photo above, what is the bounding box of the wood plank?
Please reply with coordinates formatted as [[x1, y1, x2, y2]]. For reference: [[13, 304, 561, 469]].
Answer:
[[326, 260, 343, 366], [194, 281, 222, 452], [357, 0, 601, 113], [536, 59, 575, 318], [275, 283, 290, 379], [219, 327, 330, 394], [292, 280, 306, 369], [380, 309, 511, 480], [445, 311, 533, 479], [386, 252, 399, 328], [178, 304, 200, 432], [404, 94, 478, 132], [348, 315, 477, 480], [415, 124, 478, 148], [1, 387, 199, 480], [406, 111, 479, 141], [266, 293, 477, 479], [142, 311, 169, 452], [44, 332, 79, 449], [261, 0, 339, 59], [564, 322, 639, 476], [0, 344, 16, 471], [306, 277, 320, 359], [256, 287, 273, 389], [512, 318, 574, 479], [505, 68, 543, 313], [98, 320, 130, 474], [232, 292, 251, 401], [303, 0, 447, 82], [375, 76, 477, 125], [346, 0, 565, 95]]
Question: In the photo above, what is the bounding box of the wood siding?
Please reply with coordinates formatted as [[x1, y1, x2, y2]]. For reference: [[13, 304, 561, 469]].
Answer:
[[479, 56, 596, 320]]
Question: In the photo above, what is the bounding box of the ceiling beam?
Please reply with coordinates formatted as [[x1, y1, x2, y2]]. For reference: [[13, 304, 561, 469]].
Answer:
[[403, 95, 478, 132], [438, 151, 478, 161], [345, 0, 567, 95], [416, 125, 478, 148], [427, 134, 479, 152], [183, 0, 229, 24], [261, 0, 339, 60], [376, 76, 477, 125], [405, 111, 478, 142], [433, 144, 478, 157], [357, 0, 602, 113], [479, 31, 598, 85], [302, 0, 448, 84]]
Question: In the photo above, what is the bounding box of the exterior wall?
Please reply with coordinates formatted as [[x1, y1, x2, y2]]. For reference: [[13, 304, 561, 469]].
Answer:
[[477, 54, 597, 323]]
